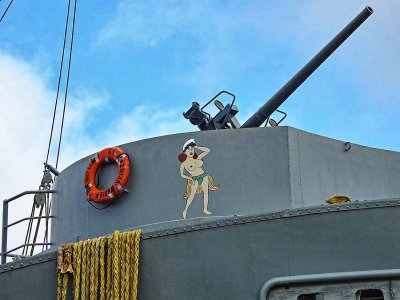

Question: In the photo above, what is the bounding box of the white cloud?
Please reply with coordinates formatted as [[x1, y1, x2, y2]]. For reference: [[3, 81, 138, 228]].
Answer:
[[0, 51, 191, 260], [58, 102, 190, 169], [0, 52, 53, 258], [97, 1, 198, 48]]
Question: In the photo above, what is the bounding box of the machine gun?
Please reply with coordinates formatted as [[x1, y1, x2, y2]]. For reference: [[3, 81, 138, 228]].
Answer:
[[183, 91, 241, 130], [184, 6, 373, 131]]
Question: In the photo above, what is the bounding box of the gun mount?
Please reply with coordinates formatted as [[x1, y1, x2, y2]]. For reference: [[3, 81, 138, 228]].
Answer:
[[183, 90, 241, 131], [184, 7, 373, 131]]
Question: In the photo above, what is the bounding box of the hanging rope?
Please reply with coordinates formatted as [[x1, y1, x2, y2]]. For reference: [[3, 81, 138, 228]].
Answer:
[[55, 0, 77, 169], [57, 229, 142, 300], [0, 0, 14, 23], [45, 0, 72, 165]]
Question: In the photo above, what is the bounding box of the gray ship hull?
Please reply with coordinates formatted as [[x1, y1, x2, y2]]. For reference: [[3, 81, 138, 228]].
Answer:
[[1, 127, 400, 299], [1, 199, 400, 299]]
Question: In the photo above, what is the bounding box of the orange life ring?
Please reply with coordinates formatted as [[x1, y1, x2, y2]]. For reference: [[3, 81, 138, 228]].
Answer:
[[84, 147, 131, 203]]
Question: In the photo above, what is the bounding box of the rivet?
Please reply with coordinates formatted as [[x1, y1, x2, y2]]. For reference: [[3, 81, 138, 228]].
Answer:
[[183, 228, 187, 232], [272, 215, 275, 218], [166, 231, 170, 234], [242, 219, 246, 222], [225, 222, 229, 225], [3, 267, 6, 270], [299, 211, 302, 214], [346, 206, 350, 209], [376, 203, 380, 206], [234, 220, 237, 224], [290, 212, 293, 215], [29, 261, 32, 264], [251, 218, 255, 221], [308, 210, 311, 213], [387, 202, 390, 205], [366, 204, 370, 207], [20, 263, 23, 266], [327, 208, 330, 211], [356, 205, 359, 208], [200, 226, 203, 229], [398, 201, 400, 204], [336, 207, 340, 211], [48, 256, 51, 260], [10, 266, 14, 269], [280, 214, 283, 217], [157, 233, 161, 235], [317, 209, 321, 212], [149, 234, 153, 238], [39, 258, 42, 261], [217, 222, 220, 226], [208, 225, 212, 228], [191, 226, 195, 229]]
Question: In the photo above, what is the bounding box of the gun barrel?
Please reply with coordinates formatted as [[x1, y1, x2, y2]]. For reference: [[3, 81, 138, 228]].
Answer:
[[241, 6, 373, 128]]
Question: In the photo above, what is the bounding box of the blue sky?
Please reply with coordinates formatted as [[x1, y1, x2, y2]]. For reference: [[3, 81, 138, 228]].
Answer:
[[0, 0, 399, 252]]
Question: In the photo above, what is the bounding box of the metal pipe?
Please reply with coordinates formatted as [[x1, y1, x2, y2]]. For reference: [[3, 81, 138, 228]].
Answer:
[[4, 190, 54, 204], [44, 163, 60, 176], [242, 6, 373, 128], [5, 216, 53, 228], [259, 269, 400, 299], [4, 243, 53, 255], [1, 201, 8, 264]]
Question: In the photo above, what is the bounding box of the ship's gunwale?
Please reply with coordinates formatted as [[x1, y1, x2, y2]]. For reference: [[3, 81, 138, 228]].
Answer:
[[2, 196, 399, 273]]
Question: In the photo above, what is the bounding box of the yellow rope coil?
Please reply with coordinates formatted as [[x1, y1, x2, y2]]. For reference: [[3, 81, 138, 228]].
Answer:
[[89, 239, 96, 300], [93, 238, 100, 300], [56, 229, 141, 300], [80, 240, 87, 300], [99, 238, 106, 300], [124, 232, 132, 300], [86, 239, 91, 300], [113, 230, 121, 300], [73, 241, 82, 300], [57, 272, 63, 300], [62, 273, 69, 300], [120, 232, 127, 299], [133, 230, 141, 300], [129, 231, 136, 300], [106, 236, 112, 300]]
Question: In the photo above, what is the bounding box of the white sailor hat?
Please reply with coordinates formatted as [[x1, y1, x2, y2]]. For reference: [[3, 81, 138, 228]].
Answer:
[[182, 138, 196, 151]]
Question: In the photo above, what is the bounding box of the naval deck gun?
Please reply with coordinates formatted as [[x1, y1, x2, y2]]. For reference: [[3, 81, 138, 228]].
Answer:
[[184, 6, 373, 130]]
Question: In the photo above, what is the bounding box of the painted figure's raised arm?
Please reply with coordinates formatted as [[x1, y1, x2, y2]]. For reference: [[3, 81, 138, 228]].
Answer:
[[195, 146, 210, 160]]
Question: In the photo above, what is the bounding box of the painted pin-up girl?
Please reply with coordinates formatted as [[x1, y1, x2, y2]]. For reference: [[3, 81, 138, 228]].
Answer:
[[178, 139, 219, 219]]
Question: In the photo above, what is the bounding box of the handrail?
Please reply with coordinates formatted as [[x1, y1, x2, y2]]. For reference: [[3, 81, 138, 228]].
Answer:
[[2, 243, 53, 256], [4, 190, 54, 204], [2, 190, 55, 264], [259, 269, 400, 299], [5, 216, 54, 228]]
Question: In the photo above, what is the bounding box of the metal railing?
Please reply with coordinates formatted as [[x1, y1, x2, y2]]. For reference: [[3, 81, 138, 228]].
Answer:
[[1, 190, 54, 264]]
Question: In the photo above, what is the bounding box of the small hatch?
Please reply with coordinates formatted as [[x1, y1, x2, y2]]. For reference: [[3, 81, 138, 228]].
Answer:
[[297, 294, 323, 300], [356, 289, 384, 300]]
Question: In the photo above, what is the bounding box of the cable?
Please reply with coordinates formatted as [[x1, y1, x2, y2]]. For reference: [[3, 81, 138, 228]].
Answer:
[[86, 198, 117, 210], [0, 0, 14, 23], [55, 0, 77, 169], [45, 0, 72, 165]]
